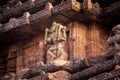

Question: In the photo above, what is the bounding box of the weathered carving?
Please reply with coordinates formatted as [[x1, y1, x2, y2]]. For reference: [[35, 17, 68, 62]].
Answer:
[[115, 65, 120, 70], [15, 12, 30, 27], [45, 22, 67, 63], [2, 12, 30, 32], [112, 24, 120, 34], [30, 2, 53, 24], [23, 23, 120, 79], [70, 24, 120, 80], [71, 56, 120, 80], [45, 22, 66, 44], [52, 0, 81, 14], [89, 66, 120, 80], [3, 18, 16, 32], [0, 0, 47, 23], [107, 24, 120, 52], [47, 43, 68, 62], [22, 55, 108, 79], [103, 1, 120, 15]]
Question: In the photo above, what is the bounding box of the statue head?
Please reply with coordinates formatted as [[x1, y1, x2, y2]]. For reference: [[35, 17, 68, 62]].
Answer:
[[50, 22, 58, 33], [23, 12, 30, 18], [52, 22, 57, 26]]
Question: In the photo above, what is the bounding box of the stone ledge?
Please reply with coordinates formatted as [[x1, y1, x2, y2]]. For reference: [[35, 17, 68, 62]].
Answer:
[[0, 0, 47, 23], [52, 0, 81, 15], [0, 12, 30, 34], [101, 1, 120, 16], [0, 2, 53, 34], [30, 2, 53, 24], [89, 68, 120, 80], [0, 0, 119, 34]]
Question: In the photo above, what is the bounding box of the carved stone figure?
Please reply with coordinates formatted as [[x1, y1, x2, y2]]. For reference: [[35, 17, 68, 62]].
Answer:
[[47, 42, 67, 62], [15, 12, 30, 27], [3, 12, 30, 32], [107, 24, 120, 51], [4, 18, 16, 31], [45, 22, 67, 63], [45, 22, 66, 44]]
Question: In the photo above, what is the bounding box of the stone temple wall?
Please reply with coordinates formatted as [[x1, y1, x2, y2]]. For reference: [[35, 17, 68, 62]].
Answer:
[[66, 22, 109, 60], [2, 21, 109, 75]]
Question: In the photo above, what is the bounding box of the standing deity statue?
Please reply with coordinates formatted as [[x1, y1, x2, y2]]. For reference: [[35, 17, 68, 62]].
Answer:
[[45, 22, 67, 63]]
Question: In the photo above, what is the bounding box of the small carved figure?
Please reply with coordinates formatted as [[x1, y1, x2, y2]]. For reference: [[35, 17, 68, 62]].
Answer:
[[107, 24, 120, 51], [15, 12, 30, 27], [4, 18, 16, 31]]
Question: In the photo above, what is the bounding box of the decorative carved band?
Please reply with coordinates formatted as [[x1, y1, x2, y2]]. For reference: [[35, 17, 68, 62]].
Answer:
[[52, 0, 81, 14], [1, 12, 30, 33], [30, 2, 53, 24], [103, 1, 120, 15], [0, 0, 47, 23]]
